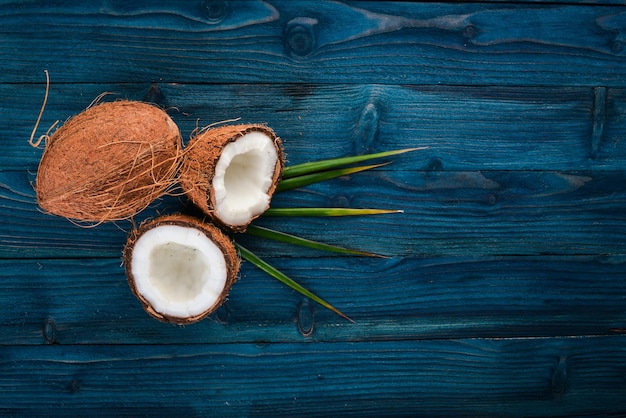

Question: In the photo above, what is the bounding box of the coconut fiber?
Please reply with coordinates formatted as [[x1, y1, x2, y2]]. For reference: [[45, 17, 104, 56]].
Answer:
[[123, 214, 240, 324], [35, 100, 182, 224], [178, 124, 284, 232]]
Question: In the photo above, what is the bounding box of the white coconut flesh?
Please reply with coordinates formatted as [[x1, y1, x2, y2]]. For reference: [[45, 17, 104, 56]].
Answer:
[[130, 224, 228, 319], [212, 131, 279, 226]]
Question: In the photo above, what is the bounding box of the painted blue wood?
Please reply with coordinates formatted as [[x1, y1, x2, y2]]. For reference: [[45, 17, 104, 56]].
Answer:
[[0, 337, 625, 416], [5, 83, 626, 171], [1, 257, 625, 345], [1, 1, 626, 86], [1, 168, 625, 258], [1, 1, 626, 416]]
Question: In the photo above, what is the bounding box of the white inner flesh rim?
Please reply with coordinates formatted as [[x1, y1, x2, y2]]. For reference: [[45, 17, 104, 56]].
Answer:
[[212, 131, 278, 226], [131, 224, 227, 319]]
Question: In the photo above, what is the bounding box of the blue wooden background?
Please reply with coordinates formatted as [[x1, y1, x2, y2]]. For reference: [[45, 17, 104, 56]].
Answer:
[[1, 0, 626, 416]]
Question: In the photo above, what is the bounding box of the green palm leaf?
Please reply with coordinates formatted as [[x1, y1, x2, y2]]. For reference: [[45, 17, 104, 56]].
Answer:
[[231, 148, 420, 323], [282, 147, 427, 179], [246, 224, 385, 258], [263, 208, 402, 217], [236, 243, 354, 323], [277, 162, 389, 192]]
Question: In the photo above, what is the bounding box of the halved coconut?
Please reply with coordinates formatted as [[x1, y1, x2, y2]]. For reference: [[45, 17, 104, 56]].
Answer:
[[123, 214, 239, 324], [179, 124, 284, 232], [35, 100, 182, 223]]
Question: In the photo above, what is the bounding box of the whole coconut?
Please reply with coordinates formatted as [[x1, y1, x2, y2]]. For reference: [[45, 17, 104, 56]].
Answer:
[[35, 100, 182, 223]]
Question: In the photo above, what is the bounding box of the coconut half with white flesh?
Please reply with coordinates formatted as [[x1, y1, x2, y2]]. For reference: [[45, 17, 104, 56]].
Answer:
[[124, 214, 239, 324], [179, 124, 284, 232]]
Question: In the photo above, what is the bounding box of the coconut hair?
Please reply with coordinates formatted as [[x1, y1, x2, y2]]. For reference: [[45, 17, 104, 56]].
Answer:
[[35, 100, 184, 225], [123, 214, 240, 324], [178, 124, 285, 232]]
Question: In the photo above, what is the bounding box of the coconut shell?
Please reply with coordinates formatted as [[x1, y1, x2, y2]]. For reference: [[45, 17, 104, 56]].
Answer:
[[123, 214, 240, 325], [178, 124, 285, 232], [35, 100, 182, 223]]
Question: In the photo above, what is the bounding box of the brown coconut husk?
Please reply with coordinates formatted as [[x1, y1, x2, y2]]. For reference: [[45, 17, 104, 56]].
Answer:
[[123, 214, 240, 325], [178, 124, 285, 232], [35, 100, 182, 224]]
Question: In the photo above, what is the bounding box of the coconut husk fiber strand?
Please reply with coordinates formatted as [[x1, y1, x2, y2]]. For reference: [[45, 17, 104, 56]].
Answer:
[[124, 214, 240, 324], [179, 124, 285, 232], [35, 100, 182, 224]]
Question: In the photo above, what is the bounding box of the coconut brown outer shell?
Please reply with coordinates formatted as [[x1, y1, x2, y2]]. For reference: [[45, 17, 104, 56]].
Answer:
[[178, 124, 285, 232], [36, 100, 182, 223], [123, 214, 240, 325]]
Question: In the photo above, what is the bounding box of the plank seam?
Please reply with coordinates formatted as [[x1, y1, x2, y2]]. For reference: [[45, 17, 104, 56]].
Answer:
[[591, 86, 608, 159]]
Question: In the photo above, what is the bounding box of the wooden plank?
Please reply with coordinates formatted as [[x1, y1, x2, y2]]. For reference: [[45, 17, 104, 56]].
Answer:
[[1, 256, 624, 345], [0, 336, 625, 416], [2, 168, 625, 258], [261, 169, 626, 257], [6, 82, 626, 171], [476, 0, 626, 3], [604, 88, 626, 160], [2, 1, 625, 416], [1, 1, 626, 86]]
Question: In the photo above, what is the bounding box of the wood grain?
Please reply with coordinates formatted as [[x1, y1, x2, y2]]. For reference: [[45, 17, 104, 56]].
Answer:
[[1, 1, 626, 86], [2, 1, 626, 416], [4, 82, 626, 171], [0, 337, 625, 417], [2, 168, 625, 258], [1, 256, 625, 345]]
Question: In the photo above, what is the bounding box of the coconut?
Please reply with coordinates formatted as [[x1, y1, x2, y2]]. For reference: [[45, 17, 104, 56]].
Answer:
[[179, 124, 285, 232], [123, 214, 240, 324], [35, 100, 182, 224]]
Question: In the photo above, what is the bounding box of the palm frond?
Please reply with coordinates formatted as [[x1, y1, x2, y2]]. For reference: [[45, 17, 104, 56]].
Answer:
[[263, 208, 402, 217], [282, 147, 427, 179], [246, 224, 386, 258], [277, 162, 389, 192], [236, 243, 354, 322]]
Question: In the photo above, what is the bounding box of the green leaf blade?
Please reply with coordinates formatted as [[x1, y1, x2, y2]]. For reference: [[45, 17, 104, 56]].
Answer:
[[246, 224, 386, 258], [282, 147, 427, 179], [263, 208, 403, 217], [277, 162, 389, 192], [235, 243, 354, 323]]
